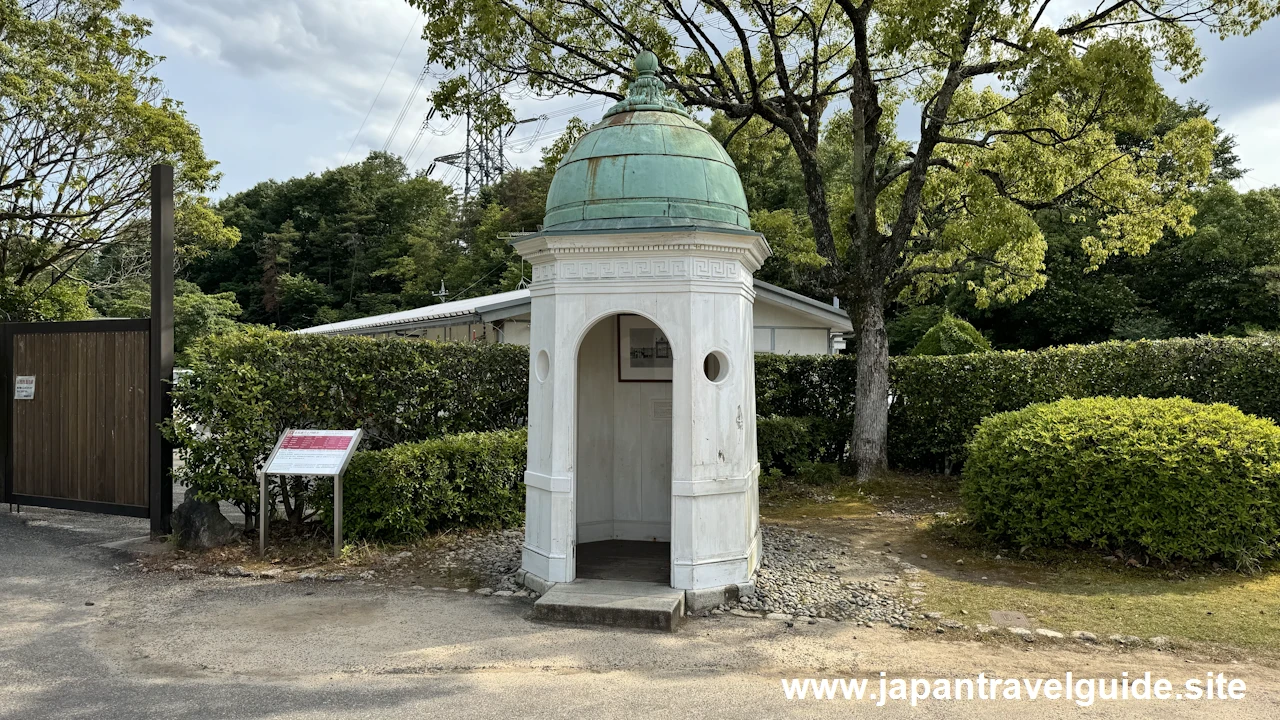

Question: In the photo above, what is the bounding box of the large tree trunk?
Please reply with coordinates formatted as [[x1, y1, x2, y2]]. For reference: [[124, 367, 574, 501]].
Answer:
[[850, 289, 890, 480]]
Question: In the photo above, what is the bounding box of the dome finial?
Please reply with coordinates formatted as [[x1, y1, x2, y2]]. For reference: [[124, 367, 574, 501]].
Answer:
[[602, 49, 689, 119], [634, 50, 659, 76]]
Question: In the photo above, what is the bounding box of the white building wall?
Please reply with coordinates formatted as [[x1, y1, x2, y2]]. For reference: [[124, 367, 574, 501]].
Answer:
[[751, 302, 832, 355]]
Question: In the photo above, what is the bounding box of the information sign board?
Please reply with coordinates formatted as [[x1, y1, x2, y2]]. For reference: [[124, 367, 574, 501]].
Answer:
[[259, 428, 362, 558], [265, 429, 361, 476]]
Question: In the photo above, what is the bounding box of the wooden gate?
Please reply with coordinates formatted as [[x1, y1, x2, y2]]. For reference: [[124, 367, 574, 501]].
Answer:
[[3, 320, 153, 517]]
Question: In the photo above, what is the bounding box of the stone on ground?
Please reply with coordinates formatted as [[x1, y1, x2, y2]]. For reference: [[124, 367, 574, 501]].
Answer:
[[170, 488, 240, 550]]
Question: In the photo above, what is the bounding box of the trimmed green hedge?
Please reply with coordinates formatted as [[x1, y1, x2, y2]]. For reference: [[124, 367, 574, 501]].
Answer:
[[757, 415, 849, 475], [167, 327, 528, 520], [755, 353, 858, 428], [890, 337, 1280, 471], [170, 329, 1280, 525], [758, 337, 1280, 471], [961, 397, 1280, 568], [317, 429, 527, 542]]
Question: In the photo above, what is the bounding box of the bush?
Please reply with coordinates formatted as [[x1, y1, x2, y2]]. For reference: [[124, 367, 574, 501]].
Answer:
[[889, 336, 1280, 471], [910, 313, 991, 355], [795, 461, 841, 486], [755, 353, 858, 428], [961, 397, 1280, 568], [756, 415, 849, 474], [167, 327, 528, 525], [174, 329, 1280, 522], [315, 430, 527, 542]]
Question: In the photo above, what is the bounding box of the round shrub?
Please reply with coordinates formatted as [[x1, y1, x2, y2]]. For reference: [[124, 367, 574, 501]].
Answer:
[[910, 313, 991, 356], [961, 396, 1280, 568]]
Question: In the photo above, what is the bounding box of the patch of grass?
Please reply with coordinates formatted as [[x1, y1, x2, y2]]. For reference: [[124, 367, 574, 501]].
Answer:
[[768, 470, 1280, 654], [760, 480, 877, 521], [917, 563, 1280, 652]]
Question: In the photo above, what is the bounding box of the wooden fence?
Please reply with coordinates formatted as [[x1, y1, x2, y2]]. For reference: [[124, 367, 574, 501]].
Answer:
[[3, 320, 152, 516]]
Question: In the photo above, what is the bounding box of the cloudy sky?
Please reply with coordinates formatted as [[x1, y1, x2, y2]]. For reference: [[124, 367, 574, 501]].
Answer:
[[127, 0, 1280, 198]]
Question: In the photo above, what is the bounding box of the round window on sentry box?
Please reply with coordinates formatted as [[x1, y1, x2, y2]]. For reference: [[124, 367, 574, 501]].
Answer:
[[535, 349, 550, 383], [702, 351, 729, 383]]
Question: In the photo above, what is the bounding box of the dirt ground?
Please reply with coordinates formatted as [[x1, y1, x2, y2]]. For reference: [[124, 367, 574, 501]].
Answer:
[[7, 503, 1280, 719], [139, 473, 1280, 667]]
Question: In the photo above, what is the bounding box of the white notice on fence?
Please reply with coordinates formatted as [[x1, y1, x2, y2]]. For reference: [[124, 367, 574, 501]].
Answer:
[[265, 429, 361, 476], [14, 376, 35, 400]]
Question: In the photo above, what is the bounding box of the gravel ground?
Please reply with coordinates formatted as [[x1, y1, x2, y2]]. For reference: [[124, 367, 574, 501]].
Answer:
[[416, 528, 525, 591], [413, 524, 915, 625], [734, 526, 915, 625]]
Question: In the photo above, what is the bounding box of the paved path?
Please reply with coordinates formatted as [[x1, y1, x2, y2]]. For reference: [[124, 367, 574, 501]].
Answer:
[[3, 505, 1279, 719]]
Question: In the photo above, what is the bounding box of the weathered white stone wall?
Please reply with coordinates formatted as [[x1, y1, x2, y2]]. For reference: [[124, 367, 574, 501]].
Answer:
[[518, 229, 767, 591], [575, 316, 674, 545]]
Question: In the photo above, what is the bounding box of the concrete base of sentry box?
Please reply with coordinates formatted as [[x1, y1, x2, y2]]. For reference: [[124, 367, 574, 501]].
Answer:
[[682, 580, 756, 612], [520, 568, 754, 619], [531, 579, 686, 632]]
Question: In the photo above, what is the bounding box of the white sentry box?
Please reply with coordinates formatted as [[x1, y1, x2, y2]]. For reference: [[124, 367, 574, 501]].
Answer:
[[259, 429, 363, 558]]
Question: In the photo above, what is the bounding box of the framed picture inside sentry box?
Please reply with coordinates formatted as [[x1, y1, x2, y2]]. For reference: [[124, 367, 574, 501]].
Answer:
[[617, 314, 672, 382]]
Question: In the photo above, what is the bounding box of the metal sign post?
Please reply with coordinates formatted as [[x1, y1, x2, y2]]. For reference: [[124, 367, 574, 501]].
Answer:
[[259, 429, 363, 558]]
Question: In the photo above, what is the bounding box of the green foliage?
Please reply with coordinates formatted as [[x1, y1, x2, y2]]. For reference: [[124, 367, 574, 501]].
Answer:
[[918, 180, 1280, 350], [756, 416, 849, 475], [795, 461, 842, 486], [1, 0, 232, 321], [193, 153, 455, 329], [754, 353, 859, 429], [174, 332, 1280, 526], [0, 271, 93, 321], [1120, 184, 1280, 336], [910, 313, 992, 355], [93, 279, 242, 363], [316, 430, 527, 542], [888, 336, 1280, 471], [165, 328, 529, 524], [961, 397, 1280, 568], [190, 149, 569, 329], [753, 336, 1280, 473]]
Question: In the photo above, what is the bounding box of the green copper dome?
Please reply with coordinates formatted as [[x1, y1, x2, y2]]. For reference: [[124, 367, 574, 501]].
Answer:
[[543, 52, 751, 232]]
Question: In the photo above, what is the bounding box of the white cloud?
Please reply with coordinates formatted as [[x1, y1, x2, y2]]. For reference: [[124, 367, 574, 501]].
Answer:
[[131, 0, 600, 190], [136, 0, 431, 153], [1221, 100, 1280, 190], [129, 0, 1280, 195]]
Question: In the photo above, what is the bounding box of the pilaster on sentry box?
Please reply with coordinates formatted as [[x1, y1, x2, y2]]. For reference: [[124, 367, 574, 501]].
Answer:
[[512, 50, 770, 625]]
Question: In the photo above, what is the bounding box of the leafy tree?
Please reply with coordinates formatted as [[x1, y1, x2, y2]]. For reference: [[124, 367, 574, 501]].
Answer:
[[259, 221, 300, 320], [939, 216, 1141, 349], [93, 278, 242, 362], [937, 183, 1280, 347], [1121, 184, 1280, 335], [1, 0, 235, 320], [408, 0, 1273, 477], [190, 153, 454, 327]]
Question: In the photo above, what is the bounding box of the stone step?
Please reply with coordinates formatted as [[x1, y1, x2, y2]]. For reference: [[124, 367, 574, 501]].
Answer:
[[532, 579, 685, 632]]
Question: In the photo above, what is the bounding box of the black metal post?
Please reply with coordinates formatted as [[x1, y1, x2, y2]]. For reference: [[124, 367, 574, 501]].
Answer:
[[149, 164, 174, 535]]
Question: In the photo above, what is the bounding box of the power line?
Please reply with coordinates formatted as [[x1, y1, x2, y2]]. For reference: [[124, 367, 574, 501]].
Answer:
[[342, 18, 419, 165], [383, 63, 431, 153]]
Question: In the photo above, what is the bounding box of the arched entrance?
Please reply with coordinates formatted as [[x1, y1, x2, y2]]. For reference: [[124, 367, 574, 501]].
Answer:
[[573, 313, 673, 583]]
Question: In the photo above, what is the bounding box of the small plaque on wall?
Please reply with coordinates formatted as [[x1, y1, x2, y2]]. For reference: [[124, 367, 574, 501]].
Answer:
[[14, 376, 35, 400], [651, 399, 673, 419]]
